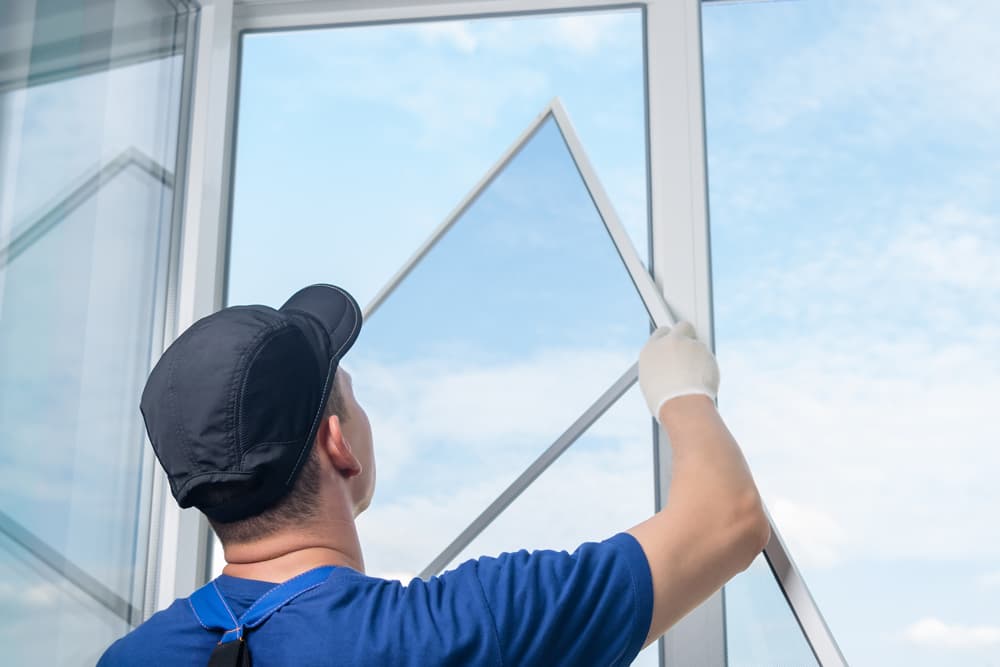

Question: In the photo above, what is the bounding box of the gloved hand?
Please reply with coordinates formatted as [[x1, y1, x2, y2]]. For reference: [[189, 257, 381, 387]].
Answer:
[[638, 321, 720, 420]]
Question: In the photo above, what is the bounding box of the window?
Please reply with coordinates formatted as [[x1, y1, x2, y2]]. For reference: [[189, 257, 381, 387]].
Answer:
[[0, 2, 193, 663], [225, 5, 843, 665], [227, 12, 667, 663], [704, 2, 1000, 664]]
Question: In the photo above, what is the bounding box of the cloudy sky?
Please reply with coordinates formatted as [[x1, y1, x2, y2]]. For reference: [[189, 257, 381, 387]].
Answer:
[[704, 2, 999, 665]]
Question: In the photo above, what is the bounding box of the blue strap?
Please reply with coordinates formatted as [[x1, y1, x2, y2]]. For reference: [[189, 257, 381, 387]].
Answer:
[[189, 566, 335, 644]]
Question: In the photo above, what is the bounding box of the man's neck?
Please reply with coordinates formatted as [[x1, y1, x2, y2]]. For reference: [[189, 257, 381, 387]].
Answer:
[[221, 520, 365, 583]]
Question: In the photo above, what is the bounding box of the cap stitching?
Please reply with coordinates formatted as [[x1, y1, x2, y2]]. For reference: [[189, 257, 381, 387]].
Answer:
[[162, 316, 220, 485], [312, 284, 362, 358], [285, 357, 336, 486], [172, 469, 255, 503], [235, 325, 296, 467], [281, 285, 361, 486], [166, 352, 200, 478], [240, 438, 301, 461], [228, 320, 287, 472]]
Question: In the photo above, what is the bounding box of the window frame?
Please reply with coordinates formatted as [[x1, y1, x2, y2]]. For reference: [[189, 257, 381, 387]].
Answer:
[[166, 1, 846, 665]]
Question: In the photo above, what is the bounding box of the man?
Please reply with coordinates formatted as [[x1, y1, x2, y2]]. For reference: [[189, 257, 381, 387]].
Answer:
[[100, 284, 769, 666]]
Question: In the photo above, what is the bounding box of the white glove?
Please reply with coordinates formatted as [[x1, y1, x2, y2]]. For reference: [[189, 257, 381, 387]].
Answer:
[[638, 321, 720, 420]]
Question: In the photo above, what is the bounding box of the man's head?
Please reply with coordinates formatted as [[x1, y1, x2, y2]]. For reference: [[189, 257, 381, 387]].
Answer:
[[139, 284, 374, 544], [204, 367, 375, 544]]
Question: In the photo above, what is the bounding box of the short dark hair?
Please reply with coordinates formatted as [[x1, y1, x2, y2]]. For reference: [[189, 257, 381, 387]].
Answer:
[[207, 372, 346, 544]]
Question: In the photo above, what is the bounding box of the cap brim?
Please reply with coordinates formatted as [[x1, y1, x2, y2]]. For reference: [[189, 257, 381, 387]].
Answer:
[[280, 284, 362, 362]]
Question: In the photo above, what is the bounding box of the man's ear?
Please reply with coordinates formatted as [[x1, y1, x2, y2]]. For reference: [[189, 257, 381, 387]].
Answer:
[[317, 414, 362, 479]]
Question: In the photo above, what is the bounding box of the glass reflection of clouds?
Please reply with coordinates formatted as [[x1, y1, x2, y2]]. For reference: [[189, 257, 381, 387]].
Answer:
[[352, 117, 651, 579]]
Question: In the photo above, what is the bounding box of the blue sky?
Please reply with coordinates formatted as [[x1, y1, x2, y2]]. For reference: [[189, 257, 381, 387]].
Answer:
[[702, 1, 999, 665], [227, 4, 1000, 666]]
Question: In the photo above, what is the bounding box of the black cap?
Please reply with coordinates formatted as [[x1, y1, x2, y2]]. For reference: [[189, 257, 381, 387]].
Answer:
[[140, 284, 362, 523]]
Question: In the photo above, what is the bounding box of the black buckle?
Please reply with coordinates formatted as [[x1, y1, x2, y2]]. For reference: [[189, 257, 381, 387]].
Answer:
[[207, 637, 251, 667]]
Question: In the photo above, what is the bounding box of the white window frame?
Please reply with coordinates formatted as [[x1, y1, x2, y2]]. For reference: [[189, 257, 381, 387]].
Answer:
[[161, 1, 847, 665]]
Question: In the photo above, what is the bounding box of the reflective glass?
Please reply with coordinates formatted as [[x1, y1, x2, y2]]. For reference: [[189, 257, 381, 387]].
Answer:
[[0, 535, 127, 666], [703, 2, 1000, 664], [346, 116, 652, 578], [0, 2, 191, 660], [725, 554, 817, 666], [229, 9, 649, 313], [1, 166, 168, 595], [442, 386, 657, 666]]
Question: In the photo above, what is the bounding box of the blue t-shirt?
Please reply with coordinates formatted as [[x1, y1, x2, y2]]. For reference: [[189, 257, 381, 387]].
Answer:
[[99, 533, 653, 666]]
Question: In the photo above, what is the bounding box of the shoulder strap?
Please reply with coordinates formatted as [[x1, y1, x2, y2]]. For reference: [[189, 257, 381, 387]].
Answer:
[[189, 566, 335, 666], [238, 566, 336, 630]]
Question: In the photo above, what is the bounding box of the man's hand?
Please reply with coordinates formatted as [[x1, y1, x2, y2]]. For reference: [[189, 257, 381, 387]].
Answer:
[[638, 322, 720, 420]]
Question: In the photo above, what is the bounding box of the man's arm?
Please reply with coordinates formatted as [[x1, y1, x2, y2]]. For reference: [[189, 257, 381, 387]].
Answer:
[[628, 324, 770, 647]]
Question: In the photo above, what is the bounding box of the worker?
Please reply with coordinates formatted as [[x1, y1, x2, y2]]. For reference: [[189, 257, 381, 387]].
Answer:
[[98, 283, 769, 666]]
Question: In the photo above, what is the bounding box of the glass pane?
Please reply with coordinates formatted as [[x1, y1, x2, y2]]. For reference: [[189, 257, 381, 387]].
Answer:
[[0, 535, 127, 667], [442, 386, 657, 666], [0, 2, 191, 659], [725, 555, 817, 666], [228, 9, 649, 313], [703, 2, 1000, 665], [1, 166, 166, 596], [348, 116, 652, 578]]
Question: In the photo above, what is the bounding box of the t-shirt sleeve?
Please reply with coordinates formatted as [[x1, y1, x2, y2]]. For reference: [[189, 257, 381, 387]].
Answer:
[[472, 532, 653, 667]]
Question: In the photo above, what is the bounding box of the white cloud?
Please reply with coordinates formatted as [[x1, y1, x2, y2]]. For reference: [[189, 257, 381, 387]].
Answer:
[[903, 617, 1000, 649], [0, 556, 122, 665], [357, 397, 652, 579], [887, 208, 1000, 291], [735, 2, 1000, 134], [22, 582, 60, 607], [768, 498, 848, 569], [352, 347, 633, 485], [414, 22, 478, 53], [717, 202, 1000, 334], [552, 14, 629, 54], [978, 571, 1000, 589], [722, 325, 1000, 566]]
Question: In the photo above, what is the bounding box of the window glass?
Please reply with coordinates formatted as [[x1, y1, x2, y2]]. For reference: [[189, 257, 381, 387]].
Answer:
[[703, 2, 1000, 664], [0, 535, 127, 666], [1, 166, 169, 596], [229, 9, 649, 312], [725, 554, 818, 666], [443, 387, 652, 566], [0, 2, 191, 659], [349, 116, 652, 578]]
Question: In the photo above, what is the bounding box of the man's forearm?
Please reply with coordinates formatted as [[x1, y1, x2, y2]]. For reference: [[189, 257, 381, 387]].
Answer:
[[631, 323, 771, 644], [659, 395, 763, 517]]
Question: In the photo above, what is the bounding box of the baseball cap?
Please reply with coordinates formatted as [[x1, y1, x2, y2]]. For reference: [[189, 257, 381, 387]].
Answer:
[[140, 284, 362, 523]]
